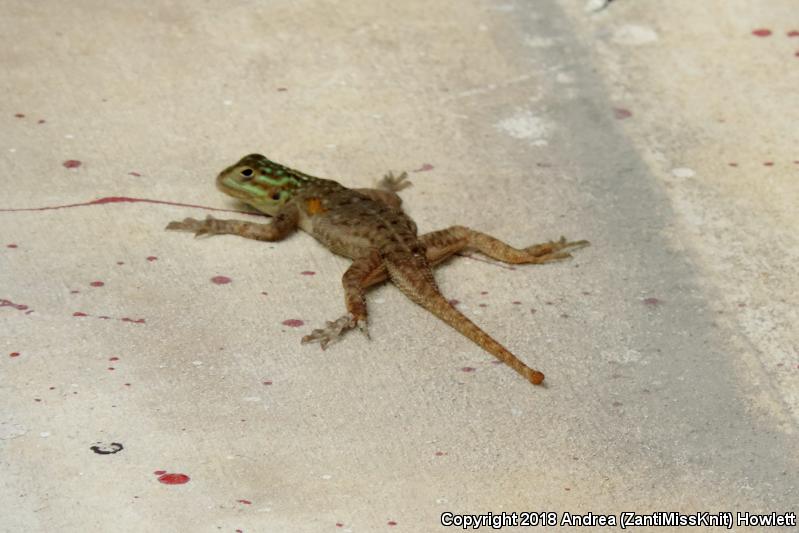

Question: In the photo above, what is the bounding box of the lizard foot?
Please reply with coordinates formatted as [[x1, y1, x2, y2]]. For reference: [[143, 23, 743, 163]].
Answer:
[[378, 171, 412, 192], [301, 313, 368, 349], [165, 215, 225, 238], [524, 237, 590, 263]]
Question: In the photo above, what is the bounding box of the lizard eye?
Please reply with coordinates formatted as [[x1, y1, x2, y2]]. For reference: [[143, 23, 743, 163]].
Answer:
[[240, 168, 254, 179]]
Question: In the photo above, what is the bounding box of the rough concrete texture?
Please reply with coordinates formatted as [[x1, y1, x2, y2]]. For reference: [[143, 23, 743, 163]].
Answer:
[[1, 1, 797, 532]]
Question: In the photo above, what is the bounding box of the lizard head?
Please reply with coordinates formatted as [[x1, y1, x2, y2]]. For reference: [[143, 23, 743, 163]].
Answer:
[[216, 153, 302, 216]]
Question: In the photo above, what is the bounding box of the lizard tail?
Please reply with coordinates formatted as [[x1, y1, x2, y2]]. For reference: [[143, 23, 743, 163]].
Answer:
[[386, 260, 545, 385]]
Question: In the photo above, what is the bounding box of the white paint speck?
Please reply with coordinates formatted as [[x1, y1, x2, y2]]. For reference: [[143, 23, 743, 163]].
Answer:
[[496, 111, 552, 145], [321, 474, 332, 480], [524, 36, 554, 48], [8, 148, 16, 153], [556, 72, 575, 84], [40, 431, 51, 438], [612, 25, 658, 45], [223, 100, 233, 106], [64, 134, 74, 139], [671, 167, 696, 178]]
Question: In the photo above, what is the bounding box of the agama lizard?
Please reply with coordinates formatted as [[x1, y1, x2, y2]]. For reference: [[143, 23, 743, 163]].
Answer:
[[166, 154, 588, 385]]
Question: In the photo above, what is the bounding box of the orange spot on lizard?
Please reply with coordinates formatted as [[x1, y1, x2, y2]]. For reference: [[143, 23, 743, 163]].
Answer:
[[306, 197, 326, 215]]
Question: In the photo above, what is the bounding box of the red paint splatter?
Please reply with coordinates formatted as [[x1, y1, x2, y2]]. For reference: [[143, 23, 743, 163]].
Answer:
[[6, 243, 18, 248], [157, 472, 190, 485], [73, 311, 88, 317], [262, 380, 273, 385], [9, 352, 20, 358], [613, 107, 633, 119], [281, 319, 304, 327], [146, 256, 157, 262], [237, 499, 252, 505], [211, 275, 232, 285], [764, 161, 774, 166], [90, 281, 105, 287], [787, 30, 799, 37], [1, 299, 29, 311], [434, 451, 446, 456], [109, 356, 119, 361], [108, 367, 115, 371], [63, 160, 82, 169], [336, 523, 344, 528], [413, 163, 434, 172], [461, 366, 476, 373], [728, 162, 738, 167], [0, 196, 262, 215], [300, 270, 316, 276], [14, 113, 25, 118], [643, 297, 662, 306], [752, 28, 772, 37], [388, 521, 397, 527], [153, 470, 166, 475], [128, 171, 141, 177]]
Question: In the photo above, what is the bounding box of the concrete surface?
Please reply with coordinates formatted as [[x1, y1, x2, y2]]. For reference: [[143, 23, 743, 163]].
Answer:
[[1, 1, 797, 532]]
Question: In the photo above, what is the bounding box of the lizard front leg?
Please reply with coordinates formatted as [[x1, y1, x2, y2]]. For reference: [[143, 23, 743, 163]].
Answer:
[[165, 205, 299, 241], [421, 226, 589, 265], [301, 249, 383, 349]]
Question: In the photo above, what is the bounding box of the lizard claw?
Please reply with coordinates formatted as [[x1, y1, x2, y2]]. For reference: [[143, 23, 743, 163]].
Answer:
[[301, 314, 360, 349], [166, 215, 224, 238], [378, 171, 412, 192]]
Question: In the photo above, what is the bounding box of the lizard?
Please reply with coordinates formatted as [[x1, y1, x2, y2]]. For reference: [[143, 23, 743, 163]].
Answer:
[[166, 154, 588, 385]]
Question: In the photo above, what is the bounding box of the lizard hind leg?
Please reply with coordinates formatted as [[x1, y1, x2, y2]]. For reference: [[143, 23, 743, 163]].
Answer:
[[300, 249, 383, 349]]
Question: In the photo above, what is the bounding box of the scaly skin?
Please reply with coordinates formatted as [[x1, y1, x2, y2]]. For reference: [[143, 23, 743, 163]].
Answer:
[[166, 154, 589, 385]]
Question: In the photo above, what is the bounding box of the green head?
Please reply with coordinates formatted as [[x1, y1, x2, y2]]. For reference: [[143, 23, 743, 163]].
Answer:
[[216, 153, 308, 215]]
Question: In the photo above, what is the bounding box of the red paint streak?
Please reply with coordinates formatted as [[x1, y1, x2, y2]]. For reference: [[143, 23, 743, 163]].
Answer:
[[73, 311, 88, 317], [613, 107, 633, 119], [0, 196, 262, 216], [6, 243, 17, 248], [336, 523, 344, 528], [108, 367, 115, 371], [643, 297, 662, 306], [752, 28, 772, 37], [237, 499, 252, 505], [63, 160, 82, 168], [153, 470, 166, 475], [10, 352, 20, 358], [461, 366, 476, 373], [787, 30, 799, 37], [128, 171, 141, 177], [157, 473, 190, 485], [90, 281, 105, 287], [300, 270, 316, 276], [262, 380, 273, 385], [109, 356, 119, 361], [14, 113, 25, 118], [388, 521, 397, 527], [282, 319, 304, 327], [146, 256, 158, 262], [413, 163, 434, 172], [764, 161, 774, 166], [434, 451, 446, 456], [1, 298, 29, 311], [211, 275, 232, 285]]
